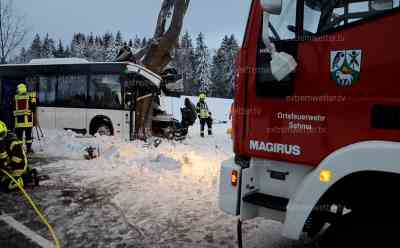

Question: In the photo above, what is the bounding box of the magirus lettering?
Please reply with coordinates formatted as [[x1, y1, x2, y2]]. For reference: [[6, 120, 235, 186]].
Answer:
[[249, 140, 301, 156]]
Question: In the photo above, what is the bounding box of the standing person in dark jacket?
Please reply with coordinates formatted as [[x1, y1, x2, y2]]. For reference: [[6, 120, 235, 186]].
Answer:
[[196, 93, 213, 137]]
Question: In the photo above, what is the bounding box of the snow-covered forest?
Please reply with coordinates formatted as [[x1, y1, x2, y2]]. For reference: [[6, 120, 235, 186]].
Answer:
[[12, 31, 239, 98]]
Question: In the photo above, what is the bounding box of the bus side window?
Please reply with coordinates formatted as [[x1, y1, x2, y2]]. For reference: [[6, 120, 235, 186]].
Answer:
[[38, 76, 57, 105], [89, 74, 122, 109], [26, 76, 39, 93], [57, 74, 87, 107]]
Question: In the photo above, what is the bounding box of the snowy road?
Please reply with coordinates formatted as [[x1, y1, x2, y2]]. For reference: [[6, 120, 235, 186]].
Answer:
[[1, 122, 307, 248]]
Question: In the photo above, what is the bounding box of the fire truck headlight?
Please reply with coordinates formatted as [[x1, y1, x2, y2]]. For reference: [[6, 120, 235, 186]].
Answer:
[[320, 169, 333, 183], [231, 170, 239, 187]]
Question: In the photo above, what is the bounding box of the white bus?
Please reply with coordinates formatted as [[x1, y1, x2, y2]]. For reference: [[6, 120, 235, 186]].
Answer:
[[0, 58, 177, 141]]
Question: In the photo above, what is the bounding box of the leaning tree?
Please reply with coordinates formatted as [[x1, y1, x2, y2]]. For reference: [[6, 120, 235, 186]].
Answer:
[[130, 0, 191, 74], [118, 0, 191, 139]]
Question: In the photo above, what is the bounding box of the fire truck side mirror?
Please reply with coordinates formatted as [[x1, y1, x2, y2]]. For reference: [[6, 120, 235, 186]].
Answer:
[[260, 0, 282, 15]]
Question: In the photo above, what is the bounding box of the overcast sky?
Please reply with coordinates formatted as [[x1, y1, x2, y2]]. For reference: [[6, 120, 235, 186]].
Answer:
[[14, 0, 252, 49]]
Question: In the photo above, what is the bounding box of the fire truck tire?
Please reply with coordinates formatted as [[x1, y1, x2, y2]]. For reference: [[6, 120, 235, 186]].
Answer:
[[319, 213, 398, 248]]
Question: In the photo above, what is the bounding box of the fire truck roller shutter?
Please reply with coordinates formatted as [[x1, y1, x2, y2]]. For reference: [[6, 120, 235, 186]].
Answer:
[[282, 141, 400, 240]]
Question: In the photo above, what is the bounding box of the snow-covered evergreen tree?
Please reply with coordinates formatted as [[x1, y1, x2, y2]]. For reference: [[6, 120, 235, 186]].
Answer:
[[134, 36, 142, 49], [29, 34, 42, 60], [64, 46, 71, 58], [54, 40, 65, 58], [226, 35, 240, 98], [90, 36, 104, 61], [15, 47, 29, 63], [85, 33, 105, 61], [42, 34, 56, 58], [115, 31, 123, 47], [177, 31, 196, 95], [211, 34, 239, 98], [71, 33, 87, 58], [84, 33, 95, 59], [103, 32, 115, 61], [141, 38, 147, 48], [194, 32, 212, 95], [211, 36, 229, 97]]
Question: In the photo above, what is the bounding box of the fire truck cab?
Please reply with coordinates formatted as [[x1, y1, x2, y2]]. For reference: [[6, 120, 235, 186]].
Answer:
[[219, 0, 400, 246]]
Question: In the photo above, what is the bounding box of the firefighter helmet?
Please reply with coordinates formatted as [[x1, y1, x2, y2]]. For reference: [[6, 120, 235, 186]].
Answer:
[[199, 93, 206, 101], [17, 83, 27, 95], [0, 121, 7, 140]]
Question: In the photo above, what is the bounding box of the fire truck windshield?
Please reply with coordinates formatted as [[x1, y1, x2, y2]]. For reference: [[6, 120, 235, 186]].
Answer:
[[266, 0, 397, 39]]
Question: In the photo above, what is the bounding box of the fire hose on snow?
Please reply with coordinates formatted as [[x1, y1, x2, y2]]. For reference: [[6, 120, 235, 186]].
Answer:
[[1, 169, 61, 248]]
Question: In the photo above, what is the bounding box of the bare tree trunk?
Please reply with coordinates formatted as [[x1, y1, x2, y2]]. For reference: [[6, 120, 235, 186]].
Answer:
[[130, 0, 190, 140], [135, 0, 190, 74], [0, 0, 27, 64]]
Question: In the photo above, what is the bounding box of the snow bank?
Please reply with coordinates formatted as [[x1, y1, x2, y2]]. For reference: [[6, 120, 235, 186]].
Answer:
[[29, 96, 300, 247]]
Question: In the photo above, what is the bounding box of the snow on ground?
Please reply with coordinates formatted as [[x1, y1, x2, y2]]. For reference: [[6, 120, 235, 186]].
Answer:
[[2, 97, 307, 248]]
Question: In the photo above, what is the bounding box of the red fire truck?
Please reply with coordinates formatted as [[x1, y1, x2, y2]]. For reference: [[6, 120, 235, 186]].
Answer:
[[219, 0, 400, 247]]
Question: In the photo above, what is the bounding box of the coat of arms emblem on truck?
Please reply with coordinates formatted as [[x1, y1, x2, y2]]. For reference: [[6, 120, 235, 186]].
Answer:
[[330, 49, 362, 87]]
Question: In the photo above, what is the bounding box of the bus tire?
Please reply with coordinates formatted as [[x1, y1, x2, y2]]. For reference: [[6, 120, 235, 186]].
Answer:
[[90, 116, 114, 136], [95, 123, 112, 136], [319, 213, 398, 248]]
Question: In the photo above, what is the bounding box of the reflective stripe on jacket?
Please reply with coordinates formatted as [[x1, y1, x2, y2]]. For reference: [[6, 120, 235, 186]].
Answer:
[[0, 134, 27, 174], [14, 93, 36, 128], [196, 101, 210, 119]]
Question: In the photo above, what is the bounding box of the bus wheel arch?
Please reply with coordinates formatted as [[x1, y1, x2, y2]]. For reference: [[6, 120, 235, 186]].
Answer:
[[89, 116, 114, 136]]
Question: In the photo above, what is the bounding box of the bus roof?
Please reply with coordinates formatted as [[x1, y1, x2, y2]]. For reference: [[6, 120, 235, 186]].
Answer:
[[0, 60, 161, 88]]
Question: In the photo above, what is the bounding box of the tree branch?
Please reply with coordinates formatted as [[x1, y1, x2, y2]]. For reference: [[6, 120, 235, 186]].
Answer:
[[154, 0, 174, 39], [0, 0, 27, 63]]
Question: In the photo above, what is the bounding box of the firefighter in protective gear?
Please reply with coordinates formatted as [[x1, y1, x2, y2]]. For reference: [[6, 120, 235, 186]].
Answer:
[[196, 93, 213, 137], [14, 83, 37, 153], [0, 120, 34, 191]]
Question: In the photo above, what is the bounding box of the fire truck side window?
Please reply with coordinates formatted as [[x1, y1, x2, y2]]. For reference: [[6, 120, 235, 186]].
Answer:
[[269, 0, 297, 40], [256, 11, 296, 98], [310, 0, 397, 33]]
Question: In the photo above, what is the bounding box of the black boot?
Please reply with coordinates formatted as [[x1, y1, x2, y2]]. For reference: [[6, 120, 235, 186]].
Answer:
[[201, 132, 205, 138], [208, 130, 213, 136]]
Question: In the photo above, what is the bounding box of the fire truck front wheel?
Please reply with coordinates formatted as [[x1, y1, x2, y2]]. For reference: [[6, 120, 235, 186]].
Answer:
[[319, 213, 398, 248]]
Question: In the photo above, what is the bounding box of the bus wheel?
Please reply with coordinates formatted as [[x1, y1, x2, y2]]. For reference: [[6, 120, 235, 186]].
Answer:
[[319, 213, 398, 248], [95, 124, 112, 136]]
